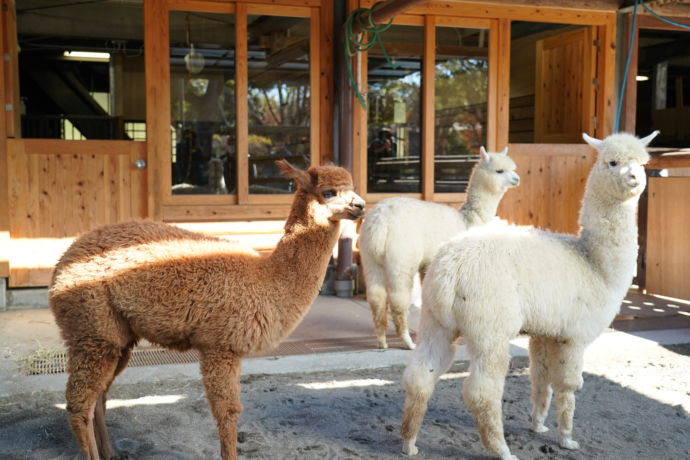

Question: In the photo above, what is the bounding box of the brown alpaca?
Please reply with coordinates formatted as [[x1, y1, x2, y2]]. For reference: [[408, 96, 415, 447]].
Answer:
[[49, 161, 365, 460]]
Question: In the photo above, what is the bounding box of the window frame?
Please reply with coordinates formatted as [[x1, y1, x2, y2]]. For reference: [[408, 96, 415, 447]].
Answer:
[[149, 0, 322, 219], [358, 14, 496, 205]]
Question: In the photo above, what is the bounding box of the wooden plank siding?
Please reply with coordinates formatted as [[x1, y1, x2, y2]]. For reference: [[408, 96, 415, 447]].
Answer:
[[497, 144, 595, 234], [646, 177, 690, 301], [6, 139, 148, 286]]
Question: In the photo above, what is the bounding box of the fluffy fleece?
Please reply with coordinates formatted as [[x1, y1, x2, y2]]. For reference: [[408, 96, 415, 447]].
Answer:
[[400, 131, 659, 460], [359, 147, 520, 349], [49, 161, 365, 460]]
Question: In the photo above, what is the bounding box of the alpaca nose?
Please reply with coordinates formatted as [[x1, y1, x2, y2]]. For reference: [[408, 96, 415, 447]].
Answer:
[[352, 198, 365, 210]]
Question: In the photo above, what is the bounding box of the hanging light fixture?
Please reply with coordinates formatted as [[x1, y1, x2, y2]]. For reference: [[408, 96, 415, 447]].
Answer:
[[184, 14, 205, 74]]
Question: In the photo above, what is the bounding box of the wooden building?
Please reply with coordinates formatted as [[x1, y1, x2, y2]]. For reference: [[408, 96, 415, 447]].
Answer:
[[1, 0, 689, 301]]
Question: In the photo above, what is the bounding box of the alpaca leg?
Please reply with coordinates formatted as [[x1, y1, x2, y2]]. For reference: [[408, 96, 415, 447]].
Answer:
[[200, 350, 243, 460], [365, 264, 390, 349], [65, 346, 121, 460], [93, 393, 111, 459], [549, 342, 584, 450], [528, 336, 553, 433], [388, 270, 416, 349], [94, 346, 132, 459], [401, 313, 457, 455], [462, 342, 515, 460]]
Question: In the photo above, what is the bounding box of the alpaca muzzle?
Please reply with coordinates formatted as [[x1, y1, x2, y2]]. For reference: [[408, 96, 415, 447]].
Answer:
[[510, 173, 520, 187], [348, 195, 366, 219]]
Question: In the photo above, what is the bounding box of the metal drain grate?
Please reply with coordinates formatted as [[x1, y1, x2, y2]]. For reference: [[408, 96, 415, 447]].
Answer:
[[22, 334, 411, 376], [22, 348, 200, 376]]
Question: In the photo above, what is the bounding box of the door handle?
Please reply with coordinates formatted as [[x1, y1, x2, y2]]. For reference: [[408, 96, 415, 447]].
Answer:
[[134, 158, 147, 170]]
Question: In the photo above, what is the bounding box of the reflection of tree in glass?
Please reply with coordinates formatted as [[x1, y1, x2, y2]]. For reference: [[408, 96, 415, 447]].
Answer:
[[367, 74, 421, 128], [249, 84, 310, 127], [221, 79, 236, 128], [435, 59, 488, 156]]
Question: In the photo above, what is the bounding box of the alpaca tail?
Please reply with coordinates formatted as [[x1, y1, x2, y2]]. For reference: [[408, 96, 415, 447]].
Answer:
[[420, 246, 464, 327], [359, 207, 389, 266]]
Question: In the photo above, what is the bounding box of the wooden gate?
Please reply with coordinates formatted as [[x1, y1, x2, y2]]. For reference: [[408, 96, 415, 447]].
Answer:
[[497, 144, 595, 235], [6, 139, 147, 286], [646, 177, 690, 301]]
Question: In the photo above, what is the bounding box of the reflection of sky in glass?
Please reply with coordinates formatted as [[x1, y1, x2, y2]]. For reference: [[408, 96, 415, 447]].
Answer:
[[250, 85, 310, 100], [401, 71, 420, 86]]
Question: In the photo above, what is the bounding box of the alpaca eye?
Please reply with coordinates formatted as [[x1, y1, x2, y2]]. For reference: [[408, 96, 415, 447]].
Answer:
[[322, 190, 336, 199], [608, 161, 618, 167], [496, 170, 504, 174]]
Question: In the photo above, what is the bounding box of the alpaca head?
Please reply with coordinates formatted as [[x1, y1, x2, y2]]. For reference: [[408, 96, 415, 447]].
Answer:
[[470, 146, 520, 194], [582, 131, 658, 201], [276, 160, 365, 221]]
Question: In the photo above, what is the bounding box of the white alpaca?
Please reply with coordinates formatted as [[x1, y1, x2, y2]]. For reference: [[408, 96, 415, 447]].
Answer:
[[401, 131, 659, 460], [359, 147, 519, 349]]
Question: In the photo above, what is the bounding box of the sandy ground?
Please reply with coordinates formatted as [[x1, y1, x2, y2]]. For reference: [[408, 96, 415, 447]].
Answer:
[[0, 344, 688, 460]]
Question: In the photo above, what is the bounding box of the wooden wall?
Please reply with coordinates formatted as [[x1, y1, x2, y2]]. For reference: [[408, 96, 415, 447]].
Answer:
[[497, 143, 595, 234], [645, 177, 690, 301], [6, 139, 148, 286]]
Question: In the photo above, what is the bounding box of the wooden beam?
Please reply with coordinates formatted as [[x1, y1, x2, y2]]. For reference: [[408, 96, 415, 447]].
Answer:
[[3, 0, 19, 138], [621, 13, 640, 134], [236, 3, 249, 204], [144, 0, 169, 219], [310, 7, 321, 168], [0, 0, 11, 278], [494, 18, 511, 150], [8, 139, 146, 156], [320, 0, 334, 164], [421, 15, 434, 201], [363, 0, 615, 25], [598, 14, 617, 136]]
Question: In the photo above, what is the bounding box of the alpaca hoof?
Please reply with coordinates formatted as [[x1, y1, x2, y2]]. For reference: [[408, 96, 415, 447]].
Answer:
[[401, 332, 416, 350], [497, 447, 519, 460], [404, 341, 416, 350], [402, 441, 418, 456], [377, 341, 388, 350], [560, 438, 580, 450], [531, 423, 549, 433]]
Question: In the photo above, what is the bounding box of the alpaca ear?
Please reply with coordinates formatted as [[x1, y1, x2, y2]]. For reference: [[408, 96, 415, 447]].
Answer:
[[275, 160, 312, 191], [582, 133, 604, 150], [479, 146, 490, 164], [499, 146, 509, 156], [640, 130, 660, 146]]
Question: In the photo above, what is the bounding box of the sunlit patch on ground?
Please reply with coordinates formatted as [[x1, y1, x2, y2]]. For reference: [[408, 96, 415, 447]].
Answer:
[[54, 394, 186, 410]]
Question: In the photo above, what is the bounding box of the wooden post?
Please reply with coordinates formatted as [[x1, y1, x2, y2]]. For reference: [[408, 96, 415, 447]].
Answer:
[[421, 14, 434, 201], [0, 0, 11, 279]]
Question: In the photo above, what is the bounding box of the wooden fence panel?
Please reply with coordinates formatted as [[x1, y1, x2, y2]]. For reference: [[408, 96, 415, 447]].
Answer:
[[7, 139, 147, 286], [646, 177, 690, 300], [497, 143, 595, 234]]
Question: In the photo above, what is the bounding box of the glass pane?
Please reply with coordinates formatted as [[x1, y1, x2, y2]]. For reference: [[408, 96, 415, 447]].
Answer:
[[248, 15, 311, 195], [16, 0, 145, 140], [435, 26, 489, 193], [170, 11, 236, 195], [509, 22, 589, 144], [367, 25, 422, 194]]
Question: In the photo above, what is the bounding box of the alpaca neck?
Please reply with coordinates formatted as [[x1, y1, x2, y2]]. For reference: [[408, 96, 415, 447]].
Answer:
[[264, 191, 341, 334], [578, 184, 640, 288], [459, 182, 502, 227]]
